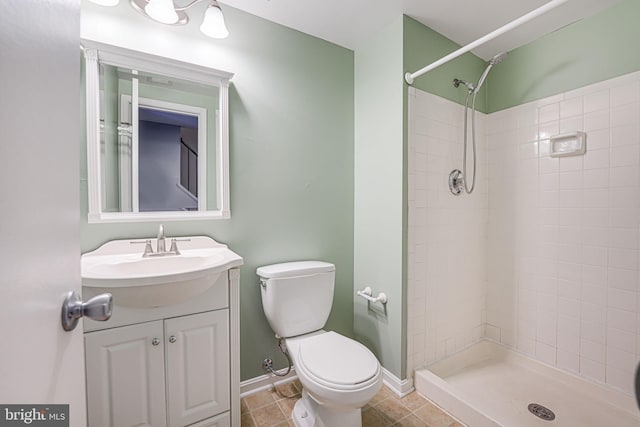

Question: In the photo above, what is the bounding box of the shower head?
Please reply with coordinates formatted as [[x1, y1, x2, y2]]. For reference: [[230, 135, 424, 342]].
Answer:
[[474, 51, 508, 94]]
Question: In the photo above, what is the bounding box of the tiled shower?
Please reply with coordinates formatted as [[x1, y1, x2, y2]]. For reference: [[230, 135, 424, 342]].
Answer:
[[407, 88, 489, 376], [407, 71, 640, 396]]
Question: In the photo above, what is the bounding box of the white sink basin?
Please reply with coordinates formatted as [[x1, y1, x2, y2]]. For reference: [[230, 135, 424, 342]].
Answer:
[[82, 236, 243, 308], [84, 251, 225, 279]]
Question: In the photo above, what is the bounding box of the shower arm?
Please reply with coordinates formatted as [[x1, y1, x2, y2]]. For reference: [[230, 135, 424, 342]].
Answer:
[[404, 0, 569, 85]]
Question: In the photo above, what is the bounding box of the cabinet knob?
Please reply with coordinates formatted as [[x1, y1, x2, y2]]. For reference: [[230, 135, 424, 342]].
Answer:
[[169, 336, 177, 344], [152, 338, 160, 346]]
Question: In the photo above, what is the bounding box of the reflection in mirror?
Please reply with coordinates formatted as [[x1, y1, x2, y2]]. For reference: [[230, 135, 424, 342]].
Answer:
[[139, 107, 199, 212], [99, 64, 217, 213], [83, 41, 233, 222]]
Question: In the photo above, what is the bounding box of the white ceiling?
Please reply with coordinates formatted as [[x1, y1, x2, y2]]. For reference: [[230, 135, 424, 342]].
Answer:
[[220, 0, 623, 60]]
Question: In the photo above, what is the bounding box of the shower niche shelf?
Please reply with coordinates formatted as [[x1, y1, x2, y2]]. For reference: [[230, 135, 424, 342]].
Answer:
[[549, 131, 586, 157]]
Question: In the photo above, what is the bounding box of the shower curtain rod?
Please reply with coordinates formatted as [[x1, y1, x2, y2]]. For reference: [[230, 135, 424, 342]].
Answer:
[[404, 0, 569, 84]]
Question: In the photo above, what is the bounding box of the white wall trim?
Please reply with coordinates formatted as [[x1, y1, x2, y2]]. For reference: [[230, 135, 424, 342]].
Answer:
[[239, 367, 298, 398], [382, 368, 414, 398]]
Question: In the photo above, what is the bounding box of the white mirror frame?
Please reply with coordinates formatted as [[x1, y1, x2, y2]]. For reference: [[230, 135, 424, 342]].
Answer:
[[83, 40, 233, 223]]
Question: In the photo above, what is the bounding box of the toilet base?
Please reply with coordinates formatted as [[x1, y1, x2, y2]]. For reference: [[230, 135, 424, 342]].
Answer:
[[292, 390, 362, 427]]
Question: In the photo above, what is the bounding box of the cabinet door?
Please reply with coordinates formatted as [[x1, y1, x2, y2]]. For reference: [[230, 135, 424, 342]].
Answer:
[[166, 310, 230, 427], [85, 321, 167, 427]]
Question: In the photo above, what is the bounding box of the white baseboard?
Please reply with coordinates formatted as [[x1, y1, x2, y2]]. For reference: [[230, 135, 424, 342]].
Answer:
[[240, 366, 414, 399], [239, 367, 298, 398], [382, 367, 415, 397]]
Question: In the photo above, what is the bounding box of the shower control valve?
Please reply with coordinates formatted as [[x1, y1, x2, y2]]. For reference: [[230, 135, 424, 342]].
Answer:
[[449, 169, 464, 196]]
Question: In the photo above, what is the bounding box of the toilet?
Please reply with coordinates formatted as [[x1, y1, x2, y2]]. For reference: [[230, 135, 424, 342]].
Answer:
[[257, 261, 382, 427]]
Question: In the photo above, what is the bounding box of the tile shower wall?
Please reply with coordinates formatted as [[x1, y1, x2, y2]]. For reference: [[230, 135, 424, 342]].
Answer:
[[408, 71, 640, 397], [486, 72, 640, 396], [407, 88, 489, 376]]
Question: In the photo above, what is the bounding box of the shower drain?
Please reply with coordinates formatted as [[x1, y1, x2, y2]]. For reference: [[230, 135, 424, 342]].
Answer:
[[528, 403, 556, 421]]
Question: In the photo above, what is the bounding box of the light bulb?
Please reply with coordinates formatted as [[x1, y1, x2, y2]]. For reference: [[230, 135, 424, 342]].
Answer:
[[200, 4, 229, 39], [144, 0, 179, 24]]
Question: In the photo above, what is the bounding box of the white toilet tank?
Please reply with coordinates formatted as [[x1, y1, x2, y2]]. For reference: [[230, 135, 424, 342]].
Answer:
[[257, 261, 335, 338]]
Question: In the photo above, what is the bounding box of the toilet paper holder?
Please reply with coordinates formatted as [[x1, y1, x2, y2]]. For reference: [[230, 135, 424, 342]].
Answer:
[[356, 286, 388, 305]]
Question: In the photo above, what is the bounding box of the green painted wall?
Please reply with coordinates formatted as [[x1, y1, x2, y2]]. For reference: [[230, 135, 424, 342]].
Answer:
[[80, 4, 354, 381], [488, 0, 640, 112], [403, 16, 488, 113], [351, 15, 487, 381], [351, 14, 487, 381], [354, 17, 406, 379]]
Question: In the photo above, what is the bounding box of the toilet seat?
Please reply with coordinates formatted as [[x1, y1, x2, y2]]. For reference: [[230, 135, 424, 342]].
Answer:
[[297, 331, 379, 390]]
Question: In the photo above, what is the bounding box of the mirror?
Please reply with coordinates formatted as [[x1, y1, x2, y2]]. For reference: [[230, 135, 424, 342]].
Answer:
[[83, 41, 233, 222]]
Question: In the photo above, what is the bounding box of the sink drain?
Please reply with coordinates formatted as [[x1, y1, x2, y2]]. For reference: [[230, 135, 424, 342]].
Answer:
[[528, 403, 555, 421]]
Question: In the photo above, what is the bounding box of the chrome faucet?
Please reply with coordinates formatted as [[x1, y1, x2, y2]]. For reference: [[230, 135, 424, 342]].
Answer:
[[157, 224, 166, 253], [131, 225, 188, 257]]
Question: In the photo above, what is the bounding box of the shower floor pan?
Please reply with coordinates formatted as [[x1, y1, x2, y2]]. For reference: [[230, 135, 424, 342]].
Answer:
[[415, 340, 640, 427]]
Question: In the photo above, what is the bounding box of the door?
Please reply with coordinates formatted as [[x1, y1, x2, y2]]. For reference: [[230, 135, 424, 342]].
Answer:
[[166, 310, 230, 426], [85, 322, 167, 427], [0, 1, 86, 426]]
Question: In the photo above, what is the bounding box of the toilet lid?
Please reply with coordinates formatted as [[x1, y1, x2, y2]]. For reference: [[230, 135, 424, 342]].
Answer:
[[298, 332, 379, 386]]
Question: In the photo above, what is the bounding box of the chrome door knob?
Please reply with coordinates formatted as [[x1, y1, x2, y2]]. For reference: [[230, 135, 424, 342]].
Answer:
[[169, 336, 177, 343], [152, 338, 160, 346], [61, 291, 113, 331]]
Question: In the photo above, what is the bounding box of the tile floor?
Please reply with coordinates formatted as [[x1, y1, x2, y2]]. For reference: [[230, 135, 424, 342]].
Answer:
[[240, 380, 465, 427]]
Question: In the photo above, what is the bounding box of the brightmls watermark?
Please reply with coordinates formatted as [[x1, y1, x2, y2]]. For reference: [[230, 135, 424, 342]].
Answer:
[[0, 405, 68, 426]]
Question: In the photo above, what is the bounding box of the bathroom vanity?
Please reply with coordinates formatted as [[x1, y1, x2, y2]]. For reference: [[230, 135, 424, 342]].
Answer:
[[82, 237, 242, 427], [80, 36, 241, 426]]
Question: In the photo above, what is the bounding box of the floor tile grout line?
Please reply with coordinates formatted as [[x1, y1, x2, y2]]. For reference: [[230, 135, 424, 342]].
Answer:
[[241, 384, 466, 427]]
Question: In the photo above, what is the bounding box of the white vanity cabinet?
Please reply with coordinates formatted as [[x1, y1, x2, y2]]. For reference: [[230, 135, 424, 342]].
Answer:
[[85, 310, 230, 427], [82, 253, 241, 427]]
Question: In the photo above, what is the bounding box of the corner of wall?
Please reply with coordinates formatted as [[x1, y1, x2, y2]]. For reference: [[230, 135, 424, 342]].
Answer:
[[354, 15, 406, 379], [402, 15, 488, 113]]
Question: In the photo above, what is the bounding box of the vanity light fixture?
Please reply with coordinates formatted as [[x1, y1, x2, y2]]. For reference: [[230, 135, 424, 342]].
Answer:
[[199, 1, 229, 38], [143, 0, 180, 24], [129, 0, 229, 38], [89, 0, 229, 38]]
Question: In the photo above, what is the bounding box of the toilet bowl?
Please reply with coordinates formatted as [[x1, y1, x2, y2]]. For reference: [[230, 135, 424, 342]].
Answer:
[[257, 261, 383, 427], [286, 331, 382, 426]]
